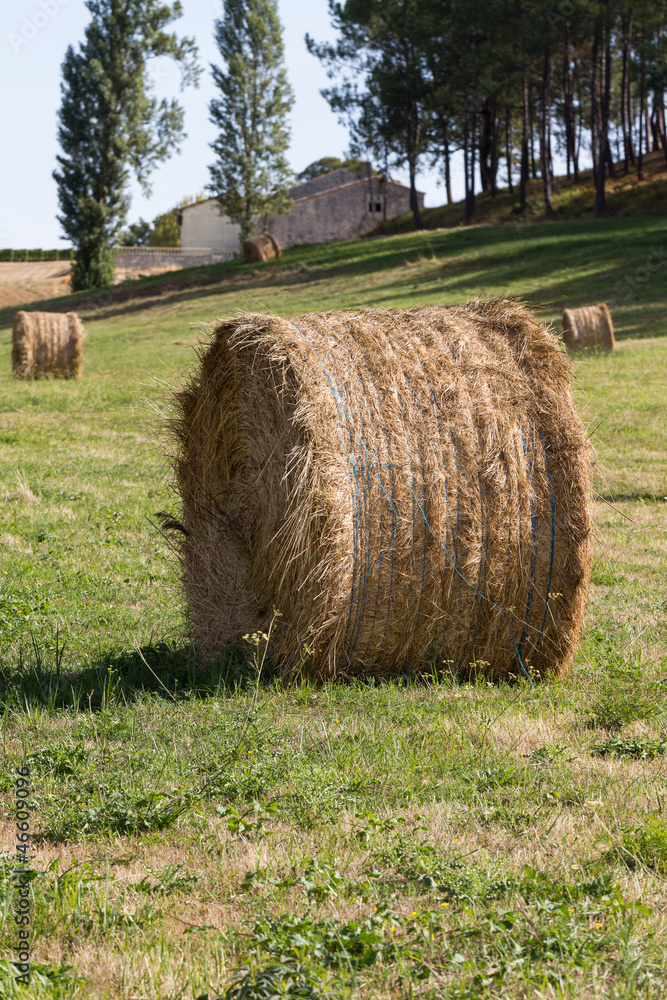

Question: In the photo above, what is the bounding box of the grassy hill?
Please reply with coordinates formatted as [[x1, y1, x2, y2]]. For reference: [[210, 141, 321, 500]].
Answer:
[[1, 214, 665, 343], [0, 216, 666, 998], [376, 149, 667, 234]]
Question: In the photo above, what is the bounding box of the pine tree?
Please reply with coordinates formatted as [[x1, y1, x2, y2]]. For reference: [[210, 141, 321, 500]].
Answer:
[[53, 0, 199, 291], [307, 0, 429, 230], [208, 0, 295, 243]]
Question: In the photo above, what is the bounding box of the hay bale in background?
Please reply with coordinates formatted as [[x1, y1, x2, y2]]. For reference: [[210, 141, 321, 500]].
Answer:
[[562, 303, 614, 350], [242, 232, 281, 263], [171, 299, 592, 683], [12, 311, 85, 379]]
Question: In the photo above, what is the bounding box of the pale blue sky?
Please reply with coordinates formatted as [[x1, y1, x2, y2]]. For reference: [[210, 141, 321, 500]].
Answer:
[[0, 0, 464, 249]]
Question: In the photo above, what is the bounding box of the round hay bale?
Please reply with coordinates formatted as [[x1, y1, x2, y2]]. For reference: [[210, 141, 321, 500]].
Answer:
[[12, 310, 85, 379], [562, 303, 614, 350], [170, 299, 592, 682], [242, 232, 281, 263]]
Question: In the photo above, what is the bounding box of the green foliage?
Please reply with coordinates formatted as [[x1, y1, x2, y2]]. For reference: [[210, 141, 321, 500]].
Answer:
[[216, 800, 279, 838], [375, 837, 514, 903], [0, 592, 53, 646], [591, 736, 667, 759], [208, 0, 294, 242], [244, 911, 398, 972], [619, 817, 667, 873], [26, 741, 88, 776], [135, 862, 199, 894], [587, 690, 657, 731], [119, 219, 151, 246], [40, 787, 185, 841], [525, 743, 577, 766], [307, 0, 433, 229], [0, 961, 83, 999], [148, 208, 180, 247], [296, 158, 363, 181], [53, 0, 199, 289], [222, 957, 351, 1000]]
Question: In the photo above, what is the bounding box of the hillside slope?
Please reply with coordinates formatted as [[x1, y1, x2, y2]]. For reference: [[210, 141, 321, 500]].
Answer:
[[376, 150, 667, 234], [1, 216, 664, 348]]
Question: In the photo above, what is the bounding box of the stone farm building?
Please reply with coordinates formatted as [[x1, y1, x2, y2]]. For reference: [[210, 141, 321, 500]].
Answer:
[[177, 162, 424, 251]]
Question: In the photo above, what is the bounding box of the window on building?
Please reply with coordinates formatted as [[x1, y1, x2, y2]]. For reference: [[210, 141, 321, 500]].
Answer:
[[287, 234, 293, 242], [369, 197, 382, 213]]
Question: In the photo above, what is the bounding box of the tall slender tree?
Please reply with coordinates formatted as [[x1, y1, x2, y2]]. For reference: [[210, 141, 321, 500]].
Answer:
[[208, 0, 294, 243], [307, 0, 428, 230], [54, 0, 199, 291]]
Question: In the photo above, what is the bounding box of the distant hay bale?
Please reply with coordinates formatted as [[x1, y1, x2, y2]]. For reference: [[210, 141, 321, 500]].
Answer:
[[12, 311, 85, 379], [242, 232, 281, 263], [562, 304, 615, 350], [170, 299, 592, 683]]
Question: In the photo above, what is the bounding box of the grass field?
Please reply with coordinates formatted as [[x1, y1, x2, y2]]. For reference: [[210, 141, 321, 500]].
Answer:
[[1, 216, 666, 999]]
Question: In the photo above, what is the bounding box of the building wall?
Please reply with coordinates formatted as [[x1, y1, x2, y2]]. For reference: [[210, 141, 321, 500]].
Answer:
[[180, 199, 241, 250], [178, 175, 424, 250], [268, 177, 424, 247]]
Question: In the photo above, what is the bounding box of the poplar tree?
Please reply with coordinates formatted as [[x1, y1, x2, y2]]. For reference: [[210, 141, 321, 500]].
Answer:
[[53, 0, 199, 291], [208, 0, 295, 242]]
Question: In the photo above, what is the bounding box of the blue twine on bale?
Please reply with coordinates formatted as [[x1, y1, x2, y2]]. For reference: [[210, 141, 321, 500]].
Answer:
[[271, 318, 552, 686]]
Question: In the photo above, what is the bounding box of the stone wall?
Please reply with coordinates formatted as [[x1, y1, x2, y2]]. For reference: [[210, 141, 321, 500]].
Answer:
[[114, 247, 235, 270]]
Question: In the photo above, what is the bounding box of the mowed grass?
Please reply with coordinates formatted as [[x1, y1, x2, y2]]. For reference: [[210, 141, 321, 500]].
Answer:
[[0, 217, 666, 998]]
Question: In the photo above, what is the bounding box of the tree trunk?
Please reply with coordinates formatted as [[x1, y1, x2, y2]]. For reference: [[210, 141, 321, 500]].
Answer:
[[479, 98, 490, 193], [520, 69, 529, 213], [563, 24, 574, 179], [638, 47, 646, 180], [657, 94, 667, 160], [657, 27, 667, 160], [469, 76, 478, 218], [529, 86, 537, 178], [506, 102, 514, 194], [621, 15, 633, 172], [626, 19, 636, 165], [540, 44, 554, 217], [591, 13, 608, 216], [575, 87, 583, 178], [489, 104, 499, 196], [650, 101, 661, 151], [463, 71, 472, 223], [405, 101, 423, 229], [442, 120, 452, 204], [602, 6, 615, 179]]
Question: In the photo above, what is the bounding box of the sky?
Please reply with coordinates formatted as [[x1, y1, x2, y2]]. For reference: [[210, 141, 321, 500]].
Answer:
[[0, 0, 465, 250]]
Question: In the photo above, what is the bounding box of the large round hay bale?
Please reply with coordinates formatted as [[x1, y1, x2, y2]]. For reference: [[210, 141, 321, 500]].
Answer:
[[171, 299, 592, 682], [12, 311, 85, 379], [562, 303, 614, 350], [242, 232, 281, 263]]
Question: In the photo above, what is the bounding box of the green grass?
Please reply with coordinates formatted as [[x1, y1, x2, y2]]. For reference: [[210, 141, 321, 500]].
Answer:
[[0, 217, 666, 998], [374, 148, 667, 234]]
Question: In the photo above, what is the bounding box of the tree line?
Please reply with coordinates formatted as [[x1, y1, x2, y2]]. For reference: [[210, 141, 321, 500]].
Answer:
[[54, 0, 666, 290], [309, 0, 667, 228]]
